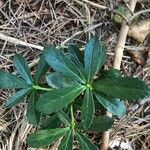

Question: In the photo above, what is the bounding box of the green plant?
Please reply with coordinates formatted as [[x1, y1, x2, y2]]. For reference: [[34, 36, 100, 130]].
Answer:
[[0, 36, 149, 149], [113, 5, 139, 24], [114, 5, 126, 24]]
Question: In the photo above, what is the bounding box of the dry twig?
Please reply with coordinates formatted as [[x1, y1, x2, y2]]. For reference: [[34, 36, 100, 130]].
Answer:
[[129, 9, 150, 23], [81, 0, 107, 10], [0, 33, 44, 50]]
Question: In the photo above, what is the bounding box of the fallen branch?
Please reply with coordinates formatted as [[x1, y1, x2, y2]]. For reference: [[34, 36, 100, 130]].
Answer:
[[100, 0, 138, 150]]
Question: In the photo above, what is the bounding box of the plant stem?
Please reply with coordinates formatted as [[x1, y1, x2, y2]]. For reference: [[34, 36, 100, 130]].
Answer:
[[113, 0, 137, 69], [32, 85, 52, 91], [70, 105, 75, 129]]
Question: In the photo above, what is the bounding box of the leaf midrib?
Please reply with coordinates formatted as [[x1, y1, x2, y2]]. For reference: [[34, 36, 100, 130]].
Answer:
[[96, 84, 146, 92], [48, 49, 85, 84], [86, 40, 97, 82], [29, 128, 69, 142], [61, 54, 86, 83], [62, 130, 72, 149]]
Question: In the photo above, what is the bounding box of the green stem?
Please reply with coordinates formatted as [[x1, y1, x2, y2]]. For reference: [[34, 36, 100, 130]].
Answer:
[[70, 105, 75, 129], [86, 83, 93, 90], [33, 85, 52, 91]]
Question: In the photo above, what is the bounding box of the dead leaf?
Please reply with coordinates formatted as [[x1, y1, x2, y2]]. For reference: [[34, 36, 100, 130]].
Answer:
[[109, 137, 133, 150], [128, 49, 149, 66], [128, 19, 150, 42]]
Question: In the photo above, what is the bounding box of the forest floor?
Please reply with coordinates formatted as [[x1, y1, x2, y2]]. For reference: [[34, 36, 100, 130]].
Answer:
[[0, 0, 150, 150]]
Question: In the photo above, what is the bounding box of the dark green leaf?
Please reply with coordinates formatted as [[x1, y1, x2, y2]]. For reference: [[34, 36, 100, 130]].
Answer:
[[36, 85, 85, 114], [93, 77, 149, 101], [46, 73, 77, 89], [34, 54, 49, 84], [94, 97, 105, 110], [68, 45, 84, 67], [40, 114, 61, 130], [94, 93, 126, 117], [89, 116, 114, 132], [26, 91, 40, 125], [76, 131, 98, 150], [74, 96, 105, 114], [73, 95, 86, 111], [84, 36, 106, 82], [81, 89, 95, 129], [58, 130, 73, 150], [13, 54, 33, 84], [58, 111, 70, 126], [4, 88, 31, 108], [43, 46, 86, 83], [101, 69, 121, 79], [0, 71, 29, 89], [27, 127, 70, 148]]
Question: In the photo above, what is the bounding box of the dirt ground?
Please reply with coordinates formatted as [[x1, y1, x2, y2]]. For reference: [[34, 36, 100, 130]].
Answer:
[[0, 0, 150, 150]]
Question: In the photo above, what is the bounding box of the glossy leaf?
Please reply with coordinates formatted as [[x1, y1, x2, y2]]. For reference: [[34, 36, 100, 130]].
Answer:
[[74, 96, 104, 111], [81, 89, 95, 129], [26, 91, 40, 125], [43, 46, 86, 83], [46, 72, 77, 89], [84, 36, 106, 82], [40, 114, 61, 130], [68, 45, 84, 67], [58, 111, 70, 126], [89, 116, 114, 132], [13, 54, 33, 84], [0, 71, 29, 89], [93, 77, 149, 101], [27, 127, 70, 148], [36, 85, 85, 114], [4, 88, 31, 108], [34, 54, 49, 84], [58, 130, 73, 150], [76, 131, 98, 150], [101, 68, 121, 79], [94, 93, 126, 117]]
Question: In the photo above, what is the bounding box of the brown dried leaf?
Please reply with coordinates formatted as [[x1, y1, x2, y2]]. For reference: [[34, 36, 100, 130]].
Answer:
[[128, 49, 149, 66], [128, 19, 150, 43]]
